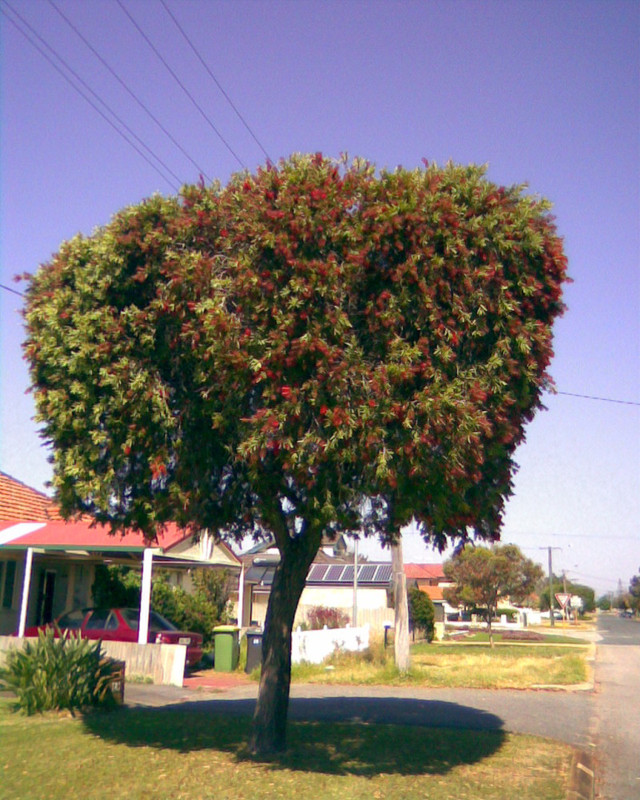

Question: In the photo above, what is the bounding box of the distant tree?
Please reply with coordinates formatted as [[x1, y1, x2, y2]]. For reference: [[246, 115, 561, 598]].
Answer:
[[23, 154, 568, 753], [616, 593, 631, 611], [538, 579, 596, 616], [596, 595, 612, 611], [629, 569, 640, 614], [443, 544, 543, 646], [408, 585, 436, 642], [567, 583, 596, 615]]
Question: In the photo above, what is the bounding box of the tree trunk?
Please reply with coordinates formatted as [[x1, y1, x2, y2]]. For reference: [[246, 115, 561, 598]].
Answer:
[[248, 530, 320, 755], [391, 540, 410, 673]]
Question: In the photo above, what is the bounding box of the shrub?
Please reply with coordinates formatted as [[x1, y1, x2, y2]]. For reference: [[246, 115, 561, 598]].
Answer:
[[0, 629, 120, 714], [151, 571, 232, 649], [495, 608, 518, 622], [408, 586, 435, 641], [91, 565, 233, 649], [306, 606, 350, 630]]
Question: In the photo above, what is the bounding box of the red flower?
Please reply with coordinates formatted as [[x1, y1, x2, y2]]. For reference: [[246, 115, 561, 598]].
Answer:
[[280, 386, 292, 399], [320, 405, 328, 416]]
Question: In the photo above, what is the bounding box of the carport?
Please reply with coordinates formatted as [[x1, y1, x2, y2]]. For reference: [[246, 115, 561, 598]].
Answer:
[[0, 519, 240, 641]]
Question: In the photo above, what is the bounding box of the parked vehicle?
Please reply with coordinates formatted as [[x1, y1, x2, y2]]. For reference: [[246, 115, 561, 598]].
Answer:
[[540, 610, 564, 620], [619, 609, 634, 619], [22, 608, 203, 667]]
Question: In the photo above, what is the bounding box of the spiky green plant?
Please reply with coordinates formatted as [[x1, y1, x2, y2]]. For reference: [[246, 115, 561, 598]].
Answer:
[[0, 628, 121, 714]]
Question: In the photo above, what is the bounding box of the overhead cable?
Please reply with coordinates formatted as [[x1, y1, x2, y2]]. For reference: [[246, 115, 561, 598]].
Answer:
[[0, 282, 24, 298], [47, 0, 212, 183], [555, 390, 640, 407], [1, 1, 181, 192], [159, 0, 272, 163], [115, 0, 246, 170]]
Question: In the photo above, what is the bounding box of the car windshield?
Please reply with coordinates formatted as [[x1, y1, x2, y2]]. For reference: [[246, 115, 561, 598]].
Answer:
[[56, 609, 86, 629], [120, 608, 178, 632]]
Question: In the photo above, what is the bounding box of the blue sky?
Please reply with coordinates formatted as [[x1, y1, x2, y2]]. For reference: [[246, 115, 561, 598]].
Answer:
[[1, 0, 638, 595]]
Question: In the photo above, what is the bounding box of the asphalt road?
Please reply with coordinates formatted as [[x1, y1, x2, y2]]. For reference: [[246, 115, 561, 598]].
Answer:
[[126, 664, 594, 748], [592, 614, 640, 800]]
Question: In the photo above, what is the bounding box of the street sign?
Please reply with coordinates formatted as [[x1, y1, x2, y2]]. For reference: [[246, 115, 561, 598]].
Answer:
[[555, 592, 571, 609]]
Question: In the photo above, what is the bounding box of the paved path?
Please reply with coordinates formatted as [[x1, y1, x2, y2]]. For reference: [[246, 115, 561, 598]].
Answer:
[[592, 615, 640, 800], [127, 673, 594, 748]]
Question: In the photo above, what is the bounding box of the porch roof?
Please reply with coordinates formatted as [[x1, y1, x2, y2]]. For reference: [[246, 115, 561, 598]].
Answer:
[[0, 520, 240, 568]]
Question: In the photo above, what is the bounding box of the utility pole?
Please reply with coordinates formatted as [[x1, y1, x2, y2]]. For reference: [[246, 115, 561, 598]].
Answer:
[[391, 540, 410, 672], [352, 538, 358, 627], [540, 547, 562, 627]]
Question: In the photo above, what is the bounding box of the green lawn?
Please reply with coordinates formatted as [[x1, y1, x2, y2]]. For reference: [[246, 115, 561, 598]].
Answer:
[[290, 639, 589, 689], [0, 698, 571, 800]]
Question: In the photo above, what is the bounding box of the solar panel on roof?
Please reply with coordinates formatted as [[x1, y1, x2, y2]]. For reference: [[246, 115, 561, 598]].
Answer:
[[342, 566, 355, 582], [375, 564, 393, 583], [358, 565, 376, 582], [325, 565, 345, 582], [307, 564, 328, 582]]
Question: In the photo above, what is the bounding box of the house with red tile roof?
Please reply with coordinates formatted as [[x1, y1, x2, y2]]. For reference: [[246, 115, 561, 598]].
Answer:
[[404, 562, 450, 623], [0, 472, 239, 638], [0, 471, 63, 521]]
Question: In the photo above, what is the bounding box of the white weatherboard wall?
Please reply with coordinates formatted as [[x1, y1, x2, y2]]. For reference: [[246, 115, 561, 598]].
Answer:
[[291, 624, 370, 664]]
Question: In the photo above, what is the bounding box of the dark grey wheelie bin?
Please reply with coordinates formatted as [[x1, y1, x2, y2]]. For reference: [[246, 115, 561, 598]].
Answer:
[[245, 628, 263, 673]]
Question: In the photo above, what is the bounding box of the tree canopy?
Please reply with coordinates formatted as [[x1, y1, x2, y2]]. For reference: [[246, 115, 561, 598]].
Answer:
[[443, 543, 543, 643], [23, 154, 568, 751]]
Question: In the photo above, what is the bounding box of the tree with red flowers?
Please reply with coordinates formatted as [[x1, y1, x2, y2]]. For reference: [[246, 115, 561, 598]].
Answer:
[[23, 154, 568, 754]]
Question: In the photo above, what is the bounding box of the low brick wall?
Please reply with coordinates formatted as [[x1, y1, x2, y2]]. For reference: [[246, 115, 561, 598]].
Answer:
[[0, 636, 186, 687]]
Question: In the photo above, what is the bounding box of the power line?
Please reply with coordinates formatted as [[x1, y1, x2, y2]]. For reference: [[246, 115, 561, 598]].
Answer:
[[1, 1, 181, 192], [0, 283, 24, 298], [46, 0, 212, 184], [115, 0, 246, 170], [554, 390, 640, 407], [515, 532, 638, 541], [159, 0, 272, 163]]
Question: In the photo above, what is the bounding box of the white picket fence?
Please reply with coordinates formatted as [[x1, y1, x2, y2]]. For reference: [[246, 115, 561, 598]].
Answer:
[[291, 624, 370, 664]]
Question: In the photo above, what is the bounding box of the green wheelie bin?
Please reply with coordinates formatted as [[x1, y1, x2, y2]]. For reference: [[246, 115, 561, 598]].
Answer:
[[213, 625, 240, 671]]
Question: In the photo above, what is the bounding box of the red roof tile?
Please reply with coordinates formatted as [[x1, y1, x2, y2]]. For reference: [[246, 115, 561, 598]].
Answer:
[[0, 472, 63, 521], [404, 563, 445, 580]]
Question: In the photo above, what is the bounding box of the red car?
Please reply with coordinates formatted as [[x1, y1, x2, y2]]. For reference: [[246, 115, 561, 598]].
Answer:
[[24, 608, 203, 667]]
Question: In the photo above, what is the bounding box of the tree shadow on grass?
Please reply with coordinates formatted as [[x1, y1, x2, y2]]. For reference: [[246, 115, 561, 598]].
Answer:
[[82, 696, 507, 777]]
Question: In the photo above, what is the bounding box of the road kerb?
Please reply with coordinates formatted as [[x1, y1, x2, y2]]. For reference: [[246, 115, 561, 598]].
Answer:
[[566, 749, 595, 800]]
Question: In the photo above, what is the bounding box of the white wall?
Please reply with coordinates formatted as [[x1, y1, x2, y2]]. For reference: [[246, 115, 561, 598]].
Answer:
[[300, 585, 388, 610], [291, 624, 370, 664]]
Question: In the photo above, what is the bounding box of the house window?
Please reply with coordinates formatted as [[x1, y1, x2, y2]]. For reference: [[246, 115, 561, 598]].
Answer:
[[1, 560, 17, 609]]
